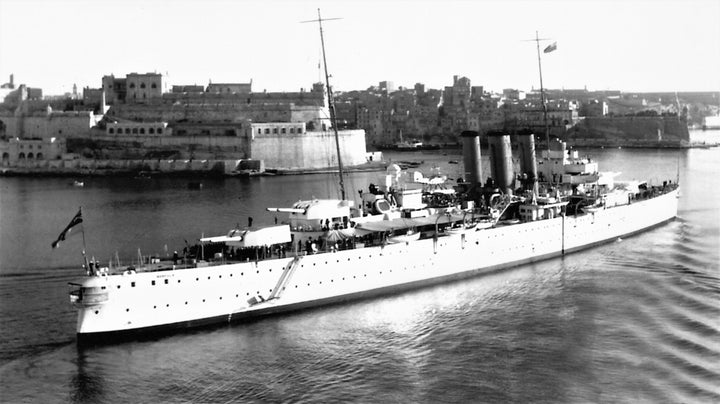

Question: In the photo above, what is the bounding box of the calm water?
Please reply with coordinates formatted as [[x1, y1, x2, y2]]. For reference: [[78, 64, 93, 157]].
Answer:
[[1, 145, 719, 403]]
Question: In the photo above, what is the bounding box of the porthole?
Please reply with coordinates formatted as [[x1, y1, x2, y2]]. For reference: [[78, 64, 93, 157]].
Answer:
[[219, 297, 222, 300], [126, 308, 130, 312], [207, 276, 211, 280], [164, 279, 168, 284], [202, 299, 206, 302], [151, 280, 156, 286], [154, 305, 157, 309], [117, 285, 121, 289], [94, 310, 99, 314], [235, 294, 238, 297], [166, 304, 169, 307], [185, 301, 188, 305], [196, 277, 199, 281], [219, 275, 222, 278], [131, 282, 136, 287], [178, 280, 181, 283]]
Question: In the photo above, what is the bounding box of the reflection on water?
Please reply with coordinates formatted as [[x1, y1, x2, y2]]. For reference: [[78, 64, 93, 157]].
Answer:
[[70, 350, 106, 403], [1, 146, 719, 402]]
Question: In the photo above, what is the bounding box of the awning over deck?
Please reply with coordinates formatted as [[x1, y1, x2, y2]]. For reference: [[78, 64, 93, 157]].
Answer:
[[201, 225, 292, 247]]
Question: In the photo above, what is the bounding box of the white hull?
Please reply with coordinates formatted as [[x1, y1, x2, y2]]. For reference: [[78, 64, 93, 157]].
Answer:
[[75, 189, 678, 338]]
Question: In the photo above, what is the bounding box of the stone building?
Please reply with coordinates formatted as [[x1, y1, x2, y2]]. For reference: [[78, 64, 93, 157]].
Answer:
[[0, 137, 66, 166], [102, 72, 162, 104], [126, 73, 162, 103]]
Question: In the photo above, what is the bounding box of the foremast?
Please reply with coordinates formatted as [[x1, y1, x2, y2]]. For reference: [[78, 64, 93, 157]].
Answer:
[[306, 8, 346, 200]]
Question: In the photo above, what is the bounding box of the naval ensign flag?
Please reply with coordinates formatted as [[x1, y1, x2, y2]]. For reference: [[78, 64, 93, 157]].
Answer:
[[544, 41, 558, 53], [51, 208, 83, 248]]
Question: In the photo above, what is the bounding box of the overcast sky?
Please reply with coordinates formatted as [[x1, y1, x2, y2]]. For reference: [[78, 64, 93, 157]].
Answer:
[[1, 0, 718, 96]]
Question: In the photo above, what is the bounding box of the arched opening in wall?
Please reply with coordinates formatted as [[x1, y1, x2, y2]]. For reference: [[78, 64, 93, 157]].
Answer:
[[36, 153, 43, 160], [140, 83, 146, 89], [27, 152, 34, 159], [2, 152, 9, 166], [0, 119, 5, 136], [18, 153, 25, 159]]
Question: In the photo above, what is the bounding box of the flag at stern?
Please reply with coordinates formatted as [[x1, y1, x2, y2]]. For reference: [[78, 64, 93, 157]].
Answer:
[[51, 208, 83, 248]]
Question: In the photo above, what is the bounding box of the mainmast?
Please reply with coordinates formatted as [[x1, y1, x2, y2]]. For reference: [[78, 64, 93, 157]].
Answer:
[[303, 9, 346, 200]]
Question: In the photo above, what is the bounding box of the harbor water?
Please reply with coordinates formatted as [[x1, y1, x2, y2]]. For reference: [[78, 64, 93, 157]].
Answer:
[[1, 145, 719, 402]]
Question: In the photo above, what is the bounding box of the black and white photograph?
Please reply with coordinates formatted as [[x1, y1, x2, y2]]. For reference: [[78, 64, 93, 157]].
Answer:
[[1, 0, 719, 402]]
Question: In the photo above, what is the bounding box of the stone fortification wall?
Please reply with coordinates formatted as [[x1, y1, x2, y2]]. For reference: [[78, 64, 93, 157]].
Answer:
[[0, 111, 96, 139], [5, 157, 247, 175], [250, 129, 367, 170], [163, 90, 324, 107], [67, 134, 251, 160], [565, 116, 690, 147], [108, 102, 295, 123]]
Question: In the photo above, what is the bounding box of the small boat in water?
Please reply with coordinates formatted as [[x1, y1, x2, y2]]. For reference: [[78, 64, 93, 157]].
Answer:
[[72, 180, 84, 187]]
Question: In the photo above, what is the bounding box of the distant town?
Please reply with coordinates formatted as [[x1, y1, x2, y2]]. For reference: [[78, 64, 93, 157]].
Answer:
[[0, 72, 718, 174]]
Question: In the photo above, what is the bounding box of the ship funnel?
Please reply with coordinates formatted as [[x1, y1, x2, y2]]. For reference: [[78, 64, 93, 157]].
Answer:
[[517, 129, 538, 187], [460, 130, 482, 186], [487, 131, 514, 195]]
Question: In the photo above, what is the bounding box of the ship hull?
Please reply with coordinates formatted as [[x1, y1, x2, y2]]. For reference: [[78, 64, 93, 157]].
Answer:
[[75, 189, 678, 343]]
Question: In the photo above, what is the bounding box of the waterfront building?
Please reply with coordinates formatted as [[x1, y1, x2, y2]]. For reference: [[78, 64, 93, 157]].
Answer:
[[0, 136, 65, 166]]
